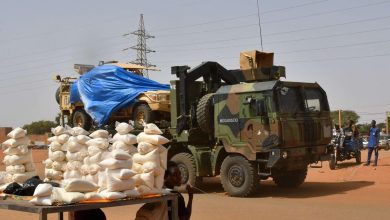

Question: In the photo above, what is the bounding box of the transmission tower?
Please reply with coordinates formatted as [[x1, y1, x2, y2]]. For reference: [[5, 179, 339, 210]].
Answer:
[[123, 14, 155, 78]]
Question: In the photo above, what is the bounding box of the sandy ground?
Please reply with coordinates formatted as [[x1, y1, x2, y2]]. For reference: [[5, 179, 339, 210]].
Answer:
[[1, 149, 390, 220]]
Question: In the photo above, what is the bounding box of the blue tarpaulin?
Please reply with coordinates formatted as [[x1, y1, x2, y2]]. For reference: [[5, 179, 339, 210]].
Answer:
[[70, 65, 170, 127]]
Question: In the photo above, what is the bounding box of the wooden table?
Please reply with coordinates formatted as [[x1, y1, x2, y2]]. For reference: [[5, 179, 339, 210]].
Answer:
[[0, 194, 178, 220]]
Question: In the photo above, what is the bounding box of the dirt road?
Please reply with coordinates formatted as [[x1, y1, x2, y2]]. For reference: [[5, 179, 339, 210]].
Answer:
[[1, 149, 389, 220]]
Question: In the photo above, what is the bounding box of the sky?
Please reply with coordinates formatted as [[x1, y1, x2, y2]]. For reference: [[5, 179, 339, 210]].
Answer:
[[0, 0, 390, 128]]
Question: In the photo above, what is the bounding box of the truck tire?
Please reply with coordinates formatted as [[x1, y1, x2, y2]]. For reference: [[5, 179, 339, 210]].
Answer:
[[273, 167, 307, 188], [329, 153, 337, 170], [71, 109, 92, 131], [170, 153, 199, 191], [220, 155, 258, 197], [196, 93, 214, 134], [55, 87, 60, 104], [133, 104, 154, 129]]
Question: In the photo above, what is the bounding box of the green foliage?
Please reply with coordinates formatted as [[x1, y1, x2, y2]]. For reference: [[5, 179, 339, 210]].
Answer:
[[23, 120, 58, 135], [330, 110, 360, 127]]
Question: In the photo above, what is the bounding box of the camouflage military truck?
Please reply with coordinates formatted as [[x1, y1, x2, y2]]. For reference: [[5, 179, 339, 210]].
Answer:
[[55, 61, 170, 130], [167, 50, 332, 197]]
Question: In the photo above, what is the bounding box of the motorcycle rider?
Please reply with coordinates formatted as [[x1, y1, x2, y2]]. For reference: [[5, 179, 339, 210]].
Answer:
[[341, 119, 359, 149]]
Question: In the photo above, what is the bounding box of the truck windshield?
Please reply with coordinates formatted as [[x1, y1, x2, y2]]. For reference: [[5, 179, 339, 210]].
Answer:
[[277, 86, 328, 114]]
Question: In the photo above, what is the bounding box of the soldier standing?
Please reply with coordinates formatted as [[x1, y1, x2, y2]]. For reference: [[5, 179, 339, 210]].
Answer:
[[364, 120, 380, 166]]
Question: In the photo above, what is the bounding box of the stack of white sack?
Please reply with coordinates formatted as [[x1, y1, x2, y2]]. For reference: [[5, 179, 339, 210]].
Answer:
[[132, 123, 169, 196], [1, 127, 37, 184], [81, 129, 111, 184], [111, 122, 137, 155], [62, 127, 90, 183], [30, 183, 86, 205], [95, 149, 138, 200], [43, 126, 69, 182]]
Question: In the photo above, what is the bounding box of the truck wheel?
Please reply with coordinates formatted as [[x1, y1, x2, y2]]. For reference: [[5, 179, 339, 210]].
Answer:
[[220, 155, 258, 197], [170, 153, 199, 191], [71, 109, 92, 131], [355, 151, 361, 164], [196, 93, 214, 134], [55, 87, 60, 104], [133, 104, 154, 129], [329, 154, 337, 170], [273, 167, 307, 188]]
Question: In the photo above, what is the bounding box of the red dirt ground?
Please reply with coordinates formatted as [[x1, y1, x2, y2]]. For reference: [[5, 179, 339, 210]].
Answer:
[[1, 149, 390, 220]]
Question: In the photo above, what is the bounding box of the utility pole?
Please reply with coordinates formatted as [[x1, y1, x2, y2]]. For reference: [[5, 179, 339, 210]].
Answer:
[[338, 109, 342, 129], [123, 14, 156, 78], [386, 111, 389, 135]]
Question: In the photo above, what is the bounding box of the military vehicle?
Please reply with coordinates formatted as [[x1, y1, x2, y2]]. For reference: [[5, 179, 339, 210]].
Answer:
[[167, 50, 332, 197], [55, 61, 170, 130]]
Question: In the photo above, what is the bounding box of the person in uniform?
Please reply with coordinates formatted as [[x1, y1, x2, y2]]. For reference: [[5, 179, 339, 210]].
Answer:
[[364, 120, 380, 166]]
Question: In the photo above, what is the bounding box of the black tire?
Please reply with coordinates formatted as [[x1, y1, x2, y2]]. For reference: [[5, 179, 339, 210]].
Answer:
[[329, 154, 337, 170], [71, 109, 92, 131], [220, 155, 259, 197], [170, 153, 199, 191], [133, 104, 154, 129], [273, 167, 307, 188], [196, 93, 214, 134], [55, 87, 60, 104], [355, 151, 361, 164]]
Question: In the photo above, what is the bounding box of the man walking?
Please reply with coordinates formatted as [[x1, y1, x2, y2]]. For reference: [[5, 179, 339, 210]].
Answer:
[[364, 120, 380, 166]]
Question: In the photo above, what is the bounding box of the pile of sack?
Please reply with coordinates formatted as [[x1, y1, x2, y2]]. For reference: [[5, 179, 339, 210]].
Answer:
[[1, 127, 36, 184], [44, 126, 69, 182], [132, 123, 169, 195], [111, 122, 138, 155]]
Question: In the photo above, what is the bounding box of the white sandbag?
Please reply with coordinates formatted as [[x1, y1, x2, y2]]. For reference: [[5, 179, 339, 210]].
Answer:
[[132, 149, 160, 165], [33, 183, 53, 197], [66, 161, 83, 171], [136, 132, 169, 145], [123, 189, 141, 198], [86, 138, 109, 150], [80, 164, 90, 175], [112, 141, 137, 154], [144, 123, 163, 135], [85, 173, 99, 184], [97, 171, 107, 190], [51, 161, 66, 172], [106, 169, 136, 180], [88, 152, 102, 164], [63, 170, 82, 179], [137, 142, 158, 155], [24, 162, 36, 172], [3, 150, 32, 166], [66, 141, 84, 153], [99, 158, 132, 169], [49, 141, 63, 152], [6, 164, 25, 174], [155, 173, 164, 189], [51, 126, 65, 136], [43, 158, 54, 168], [141, 162, 163, 176], [2, 136, 30, 148], [88, 164, 101, 175], [158, 145, 168, 170], [12, 171, 36, 183], [88, 145, 103, 156], [49, 151, 66, 162], [47, 136, 58, 143], [66, 148, 88, 161], [111, 149, 131, 160], [115, 122, 134, 135], [3, 145, 29, 155], [136, 185, 160, 196], [0, 172, 7, 185], [71, 127, 89, 136], [45, 169, 63, 180], [106, 175, 135, 192], [29, 196, 52, 206], [112, 133, 137, 145], [132, 162, 142, 173], [100, 190, 127, 200], [52, 187, 85, 204], [64, 179, 99, 192], [76, 135, 91, 145], [90, 130, 109, 139], [57, 134, 70, 144], [7, 127, 27, 139], [133, 172, 154, 189], [84, 192, 104, 201]]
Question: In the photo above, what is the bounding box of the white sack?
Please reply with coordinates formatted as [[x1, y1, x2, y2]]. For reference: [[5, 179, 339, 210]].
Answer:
[[88, 145, 103, 156], [133, 172, 154, 189], [49, 151, 66, 162], [2, 136, 29, 148], [64, 179, 99, 192], [43, 158, 54, 168], [155, 173, 164, 189], [51, 126, 65, 136], [66, 141, 84, 153], [3, 145, 29, 155], [33, 183, 53, 197], [86, 138, 109, 150], [3, 150, 32, 166], [6, 164, 25, 174], [76, 135, 91, 145], [115, 122, 134, 135], [136, 132, 169, 145], [106, 175, 135, 192], [106, 169, 136, 180], [84, 192, 104, 201], [132, 162, 142, 173], [112, 133, 137, 145], [159, 145, 168, 170], [85, 173, 99, 184], [144, 123, 163, 135], [137, 142, 158, 155], [49, 141, 63, 152], [45, 169, 63, 180], [123, 189, 140, 198], [90, 130, 109, 139], [47, 136, 59, 143], [112, 141, 137, 154], [7, 127, 27, 139], [111, 149, 131, 160], [52, 161, 67, 172], [132, 149, 160, 165], [52, 187, 85, 204], [141, 162, 163, 176], [63, 170, 82, 179], [99, 158, 132, 170], [88, 164, 101, 175], [66, 148, 88, 161], [12, 171, 36, 183], [71, 127, 89, 136], [99, 190, 127, 200], [29, 196, 52, 206], [57, 134, 70, 144]]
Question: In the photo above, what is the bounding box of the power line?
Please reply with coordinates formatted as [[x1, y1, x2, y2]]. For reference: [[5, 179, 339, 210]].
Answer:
[[283, 52, 390, 63]]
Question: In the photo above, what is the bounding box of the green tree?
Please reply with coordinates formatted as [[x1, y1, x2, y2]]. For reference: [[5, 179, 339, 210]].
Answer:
[[330, 110, 360, 127], [23, 120, 58, 135]]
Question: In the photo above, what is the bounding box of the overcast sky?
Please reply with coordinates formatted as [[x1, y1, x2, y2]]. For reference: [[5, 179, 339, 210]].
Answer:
[[1, 0, 389, 128]]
